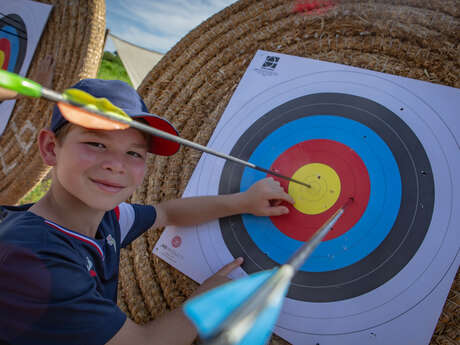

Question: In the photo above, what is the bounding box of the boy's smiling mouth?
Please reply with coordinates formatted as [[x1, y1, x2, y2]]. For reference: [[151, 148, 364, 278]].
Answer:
[[90, 178, 125, 193]]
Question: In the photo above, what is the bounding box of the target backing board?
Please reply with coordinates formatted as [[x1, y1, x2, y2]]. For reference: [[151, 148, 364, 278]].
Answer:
[[154, 50, 460, 345], [0, 0, 52, 135]]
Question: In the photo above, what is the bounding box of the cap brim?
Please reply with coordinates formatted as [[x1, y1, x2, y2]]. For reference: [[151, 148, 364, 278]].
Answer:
[[132, 113, 180, 156]]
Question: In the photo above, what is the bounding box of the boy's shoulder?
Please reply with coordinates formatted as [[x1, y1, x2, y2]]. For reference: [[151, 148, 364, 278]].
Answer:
[[0, 203, 156, 256], [0, 204, 48, 242], [0, 204, 116, 249], [0, 205, 63, 274], [0, 204, 109, 253]]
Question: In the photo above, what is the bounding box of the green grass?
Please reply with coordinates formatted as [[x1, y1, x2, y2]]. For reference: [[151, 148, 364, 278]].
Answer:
[[97, 51, 132, 86], [19, 178, 52, 205], [19, 52, 131, 204]]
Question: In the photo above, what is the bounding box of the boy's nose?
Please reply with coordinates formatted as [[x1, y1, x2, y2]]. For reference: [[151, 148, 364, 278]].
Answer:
[[101, 153, 126, 173]]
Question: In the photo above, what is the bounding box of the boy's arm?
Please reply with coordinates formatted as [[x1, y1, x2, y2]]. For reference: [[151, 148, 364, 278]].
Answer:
[[153, 177, 294, 229], [108, 307, 196, 345], [107, 258, 242, 345]]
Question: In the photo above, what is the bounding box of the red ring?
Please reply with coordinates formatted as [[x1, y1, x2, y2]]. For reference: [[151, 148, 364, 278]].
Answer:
[[0, 38, 11, 70], [269, 139, 370, 241]]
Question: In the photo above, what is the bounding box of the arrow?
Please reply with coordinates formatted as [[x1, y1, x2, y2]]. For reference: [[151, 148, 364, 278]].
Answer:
[[184, 198, 353, 345], [0, 69, 311, 189]]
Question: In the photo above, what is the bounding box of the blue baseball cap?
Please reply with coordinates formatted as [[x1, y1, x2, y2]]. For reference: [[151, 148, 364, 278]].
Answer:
[[50, 79, 180, 156]]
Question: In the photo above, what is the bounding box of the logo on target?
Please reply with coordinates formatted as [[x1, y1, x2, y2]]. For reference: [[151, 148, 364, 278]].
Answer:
[[255, 55, 280, 77], [262, 56, 280, 70]]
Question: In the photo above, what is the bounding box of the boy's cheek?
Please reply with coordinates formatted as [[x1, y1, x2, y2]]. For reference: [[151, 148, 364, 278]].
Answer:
[[57, 145, 98, 167], [133, 165, 147, 186], [75, 147, 101, 164]]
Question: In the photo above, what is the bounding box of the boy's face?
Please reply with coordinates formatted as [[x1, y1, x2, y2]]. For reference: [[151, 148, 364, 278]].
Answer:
[[53, 125, 148, 211]]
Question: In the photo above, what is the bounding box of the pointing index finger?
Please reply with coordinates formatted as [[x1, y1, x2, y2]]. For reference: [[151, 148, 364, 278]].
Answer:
[[216, 257, 244, 276]]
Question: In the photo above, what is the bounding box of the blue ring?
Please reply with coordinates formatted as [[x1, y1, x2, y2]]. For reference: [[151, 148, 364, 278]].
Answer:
[[240, 115, 401, 272]]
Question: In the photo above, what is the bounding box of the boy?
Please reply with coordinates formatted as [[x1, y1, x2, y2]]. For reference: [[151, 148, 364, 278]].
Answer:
[[0, 79, 294, 345]]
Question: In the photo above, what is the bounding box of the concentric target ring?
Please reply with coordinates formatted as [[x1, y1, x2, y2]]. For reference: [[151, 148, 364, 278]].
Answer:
[[219, 93, 434, 302], [0, 14, 27, 73]]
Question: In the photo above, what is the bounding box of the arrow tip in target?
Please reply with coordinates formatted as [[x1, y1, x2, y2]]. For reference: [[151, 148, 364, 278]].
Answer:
[[343, 197, 354, 209]]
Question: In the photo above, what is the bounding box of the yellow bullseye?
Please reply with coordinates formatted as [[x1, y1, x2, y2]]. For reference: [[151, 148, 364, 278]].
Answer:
[[0, 51, 4, 69], [288, 163, 341, 215]]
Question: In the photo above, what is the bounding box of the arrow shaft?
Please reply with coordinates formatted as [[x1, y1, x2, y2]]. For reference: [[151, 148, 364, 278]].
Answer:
[[41, 87, 66, 103], [203, 202, 349, 344], [287, 205, 345, 271], [0, 67, 310, 189], [40, 86, 310, 188], [253, 165, 311, 188], [130, 120, 310, 187]]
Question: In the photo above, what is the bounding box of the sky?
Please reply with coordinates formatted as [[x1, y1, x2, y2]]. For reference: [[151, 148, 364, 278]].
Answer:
[[105, 0, 238, 54]]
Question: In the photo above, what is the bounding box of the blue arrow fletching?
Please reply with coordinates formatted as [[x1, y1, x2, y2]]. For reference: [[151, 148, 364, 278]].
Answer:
[[233, 283, 288, 345], [184, 269, 277, 338]]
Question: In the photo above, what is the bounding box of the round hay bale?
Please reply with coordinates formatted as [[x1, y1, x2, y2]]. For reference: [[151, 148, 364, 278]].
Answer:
[[120, 1, 459, 344], [0, 0, 106, 204]]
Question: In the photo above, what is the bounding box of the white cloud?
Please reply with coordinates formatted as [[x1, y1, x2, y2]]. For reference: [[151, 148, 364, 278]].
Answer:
[[106, 0, 237, 53], [116, 26, 178, 53]]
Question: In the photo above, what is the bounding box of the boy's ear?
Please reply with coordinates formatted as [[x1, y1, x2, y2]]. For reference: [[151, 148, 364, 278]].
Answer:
[[38, 129, 58, 166]]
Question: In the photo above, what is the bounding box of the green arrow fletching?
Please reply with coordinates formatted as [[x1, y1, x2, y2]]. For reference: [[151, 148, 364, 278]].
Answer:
[[0, 69, 42, 98], [63, 88, 132, 123]]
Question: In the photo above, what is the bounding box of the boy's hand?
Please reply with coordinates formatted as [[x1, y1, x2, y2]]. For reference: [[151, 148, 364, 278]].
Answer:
[[35, 56, 55, 89], [0, 56, 55, 102], [241, 177, 294, 216], [193, 257, 244, 297], [0, 87, 18, 101]]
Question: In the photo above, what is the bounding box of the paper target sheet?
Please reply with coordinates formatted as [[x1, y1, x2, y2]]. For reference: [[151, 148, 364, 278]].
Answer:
[[154, 50, 460, 345], [0, 0, 52, 135]]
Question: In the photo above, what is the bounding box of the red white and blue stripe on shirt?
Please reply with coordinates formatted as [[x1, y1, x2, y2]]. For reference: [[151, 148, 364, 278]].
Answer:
[[43, 202, 136, 260]]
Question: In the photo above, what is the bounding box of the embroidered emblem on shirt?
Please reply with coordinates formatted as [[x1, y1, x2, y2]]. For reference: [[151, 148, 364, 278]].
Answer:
[[106, 234, 117, 252], [86, 256, 97, 277], [86, 257, 93, 271]]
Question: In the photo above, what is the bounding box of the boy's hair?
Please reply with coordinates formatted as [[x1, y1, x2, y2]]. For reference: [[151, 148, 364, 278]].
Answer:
[[50, 79, 179, 156], [54, 122, 73, 145]]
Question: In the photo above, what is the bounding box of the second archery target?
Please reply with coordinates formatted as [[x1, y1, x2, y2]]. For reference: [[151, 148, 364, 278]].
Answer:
[[0, 1, 51, 138], [0, 13, 27, 73], [155, 51, 460, 342]]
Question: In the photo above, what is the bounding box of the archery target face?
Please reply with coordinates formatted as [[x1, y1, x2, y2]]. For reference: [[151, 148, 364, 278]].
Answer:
[[187, 63, 459, 335], [219, 92, 432, 302], [0, 14, 27, 73]]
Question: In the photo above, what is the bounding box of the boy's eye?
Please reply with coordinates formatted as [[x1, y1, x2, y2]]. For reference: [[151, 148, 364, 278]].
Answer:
[[85, 142, 105, 149], [127, 151, 144, 159]]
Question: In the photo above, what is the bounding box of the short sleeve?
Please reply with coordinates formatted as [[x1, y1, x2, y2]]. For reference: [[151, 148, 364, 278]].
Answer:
[[0, 243, 126, 345], [118, 203, 156, 248]]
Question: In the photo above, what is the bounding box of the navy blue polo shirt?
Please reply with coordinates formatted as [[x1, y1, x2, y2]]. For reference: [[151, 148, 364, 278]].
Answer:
[[0, 202, 156, 345]]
